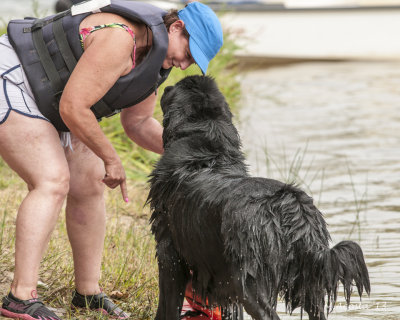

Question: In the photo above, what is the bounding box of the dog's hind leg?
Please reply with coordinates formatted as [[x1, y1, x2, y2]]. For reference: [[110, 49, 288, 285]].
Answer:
[[306, 311, 326, 320], [242, 294, 280, 320], [155, 237, 190, 320], [304, 299, 326, 320], [240, 276, 280, 320]]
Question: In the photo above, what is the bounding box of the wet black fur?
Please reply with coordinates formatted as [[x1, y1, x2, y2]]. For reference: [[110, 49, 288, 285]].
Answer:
[[148, 75, 370, 320]]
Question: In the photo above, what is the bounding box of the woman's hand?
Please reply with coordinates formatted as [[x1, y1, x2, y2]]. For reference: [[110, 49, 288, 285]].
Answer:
[[102, 159, 129, 202]]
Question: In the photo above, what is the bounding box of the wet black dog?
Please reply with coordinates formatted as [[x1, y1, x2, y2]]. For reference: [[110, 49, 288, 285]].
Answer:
[[148, 75, 370, 320]]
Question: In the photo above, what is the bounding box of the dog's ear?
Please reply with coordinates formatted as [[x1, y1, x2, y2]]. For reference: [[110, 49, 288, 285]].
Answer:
[[174, 75, 233, 122], [189, 92, 223, 119], [188, 86, 231, 122]]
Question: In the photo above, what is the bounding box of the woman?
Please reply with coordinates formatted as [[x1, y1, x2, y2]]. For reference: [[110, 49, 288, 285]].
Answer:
[[0, 0, 223, 319]]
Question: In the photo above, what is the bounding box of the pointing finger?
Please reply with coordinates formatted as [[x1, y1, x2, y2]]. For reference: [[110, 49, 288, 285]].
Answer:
[[120, 180, 129, 203]]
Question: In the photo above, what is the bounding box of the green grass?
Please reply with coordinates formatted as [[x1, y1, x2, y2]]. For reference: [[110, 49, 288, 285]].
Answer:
[[0, 1, 240, 182], [261, 141, 325, 199], [260, 143, 368, 244], [101, 29, 241, 180], [344, 161, 368, 242]]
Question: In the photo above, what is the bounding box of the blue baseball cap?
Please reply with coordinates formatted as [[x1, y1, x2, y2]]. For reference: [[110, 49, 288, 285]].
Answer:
[[178, 2, 223, 74]]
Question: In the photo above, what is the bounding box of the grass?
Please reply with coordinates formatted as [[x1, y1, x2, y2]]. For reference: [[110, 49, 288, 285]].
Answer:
[[344, 162, 368, 242], [0, 5, 240, 318], [0, 178, 158, 319], [0, 8, 369, 314], [260, 143, 368, 244], [261, 140, 325, 199], [100, 30, 241, 180]]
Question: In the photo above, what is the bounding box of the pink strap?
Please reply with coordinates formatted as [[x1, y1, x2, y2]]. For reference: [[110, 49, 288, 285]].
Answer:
[[79, 23, 137, 69]]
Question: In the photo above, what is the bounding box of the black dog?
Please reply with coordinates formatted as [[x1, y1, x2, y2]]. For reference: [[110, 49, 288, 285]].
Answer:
[[148, 75, 370, 320]]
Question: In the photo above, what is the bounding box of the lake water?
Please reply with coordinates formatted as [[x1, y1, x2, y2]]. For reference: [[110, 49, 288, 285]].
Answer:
[[238, 61, 400, 319], [0, 0, 56, 23]]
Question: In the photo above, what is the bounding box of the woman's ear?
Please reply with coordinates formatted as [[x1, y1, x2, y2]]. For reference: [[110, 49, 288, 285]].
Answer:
[[169, 19, 185, 33]]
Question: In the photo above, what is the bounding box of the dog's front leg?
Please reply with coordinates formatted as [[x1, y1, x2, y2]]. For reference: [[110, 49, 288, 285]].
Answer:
[[155, 237, 189, 320]]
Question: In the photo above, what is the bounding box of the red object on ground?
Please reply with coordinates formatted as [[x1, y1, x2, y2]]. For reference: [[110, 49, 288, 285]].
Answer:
[[180, 283, 222, 320]]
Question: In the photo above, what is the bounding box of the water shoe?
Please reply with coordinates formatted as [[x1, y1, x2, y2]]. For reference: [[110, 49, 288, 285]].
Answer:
[[0, 291, 61, 320], [71, 290, 128, 319]]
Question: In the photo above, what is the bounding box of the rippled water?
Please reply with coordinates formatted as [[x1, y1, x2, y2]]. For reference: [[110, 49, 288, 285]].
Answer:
[[238, 61, 400, 319]]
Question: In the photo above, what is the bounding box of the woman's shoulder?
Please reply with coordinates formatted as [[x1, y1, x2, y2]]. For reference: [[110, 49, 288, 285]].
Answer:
[[78, 12, 152, 71]]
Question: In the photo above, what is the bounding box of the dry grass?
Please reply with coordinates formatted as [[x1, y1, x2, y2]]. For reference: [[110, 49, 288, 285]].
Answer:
[[0, 159, 159, 319]]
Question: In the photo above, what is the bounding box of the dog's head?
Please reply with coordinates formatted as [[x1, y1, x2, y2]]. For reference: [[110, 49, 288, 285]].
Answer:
[[160, 75, 239, 149]]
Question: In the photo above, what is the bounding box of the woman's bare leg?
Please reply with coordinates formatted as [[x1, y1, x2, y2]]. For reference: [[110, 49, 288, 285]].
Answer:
[[0, 112, 70, 300], [64, 134, 106, 295]]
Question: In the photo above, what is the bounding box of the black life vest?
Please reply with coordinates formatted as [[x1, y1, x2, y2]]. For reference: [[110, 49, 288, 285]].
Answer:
[[7, 0, 171, 131]]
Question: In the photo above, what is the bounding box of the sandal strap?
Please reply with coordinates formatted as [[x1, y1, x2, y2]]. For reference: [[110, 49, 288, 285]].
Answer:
[[24, 302, 46, 315], [72, 290, 128, 318], [2, 295, 44, 311], [2, 293, 59, 319]]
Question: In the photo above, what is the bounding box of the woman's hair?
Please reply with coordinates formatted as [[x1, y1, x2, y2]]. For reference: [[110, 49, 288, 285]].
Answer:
[[136, 8, 190, 66], [163, 9, 190, 38]]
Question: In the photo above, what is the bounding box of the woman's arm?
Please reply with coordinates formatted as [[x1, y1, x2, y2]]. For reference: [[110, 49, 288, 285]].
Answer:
[[59, 26, 134, 201], [120, 93, 164, 155]]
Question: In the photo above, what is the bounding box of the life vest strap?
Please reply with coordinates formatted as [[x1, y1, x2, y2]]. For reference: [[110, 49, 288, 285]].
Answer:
[[28, 12, 114, 118], [23, 10, 71, 33], [91, 100, 115, 119], [53, 18, 77, 73], [32, 27, 64, 110]]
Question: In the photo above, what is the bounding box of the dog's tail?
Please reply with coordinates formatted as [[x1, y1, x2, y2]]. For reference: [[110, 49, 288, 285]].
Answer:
[[276, 186, 370, 317], [329, 241, 371, 305], [289, 241, 370, 316]]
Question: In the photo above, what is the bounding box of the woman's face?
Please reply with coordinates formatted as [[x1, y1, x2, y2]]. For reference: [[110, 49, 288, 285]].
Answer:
[[163, 20, 195, 70]]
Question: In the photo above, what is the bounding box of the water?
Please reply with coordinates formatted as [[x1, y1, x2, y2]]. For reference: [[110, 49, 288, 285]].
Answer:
[[238, 61, 400, 319], [0, 0, 55, 23]]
